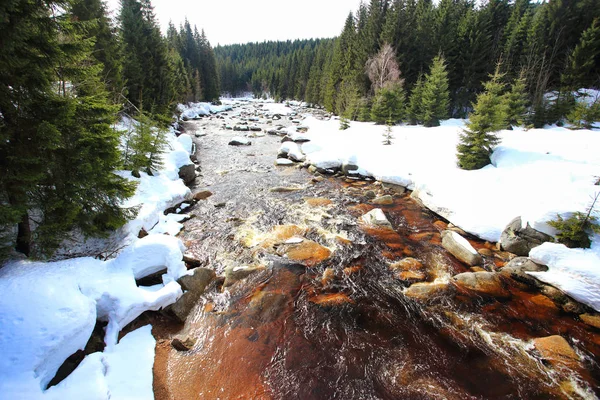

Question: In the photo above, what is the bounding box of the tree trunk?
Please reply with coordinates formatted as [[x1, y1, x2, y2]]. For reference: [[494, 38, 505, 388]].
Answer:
[[15, 211, 31, 257]]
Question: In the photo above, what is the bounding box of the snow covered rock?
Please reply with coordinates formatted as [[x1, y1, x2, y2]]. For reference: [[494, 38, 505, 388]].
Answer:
[[441, 230, 482, 266], [359, 208, 392, 228], [278, 142, 305, 162], [229, 137, 251, 146], [500, 217, 553, 256]]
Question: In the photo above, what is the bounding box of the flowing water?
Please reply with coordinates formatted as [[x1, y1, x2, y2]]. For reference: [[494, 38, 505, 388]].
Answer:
[[153, 103, 600, 399]]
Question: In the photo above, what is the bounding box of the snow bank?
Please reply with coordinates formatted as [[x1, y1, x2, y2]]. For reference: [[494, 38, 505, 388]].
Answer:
[[298, 115, 600, 310], [177, 102, 233, 119], [0, 234, 184, 398]]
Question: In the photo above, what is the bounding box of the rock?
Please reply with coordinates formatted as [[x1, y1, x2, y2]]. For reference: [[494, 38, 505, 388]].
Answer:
[[223, 265, 266, 287], [171, 337, 196, 352], [372, 195, 393, 205], [178, 164, 196, 185], [478, 248, 493, 257], [364, 190, 376, 199], [580, 313, 600, 329], [540, 285, 569, 305], [249, 125, 262, 131], [228, 137, 251, 146], [533, 335, 581, 371], [307, 165, 318, 174], [177, 267, 216, 293], [233, 125, 250, 131], [193, 190, 213, 201], [269, 186, 304, 193], [182, 253, 203, 268], [360, 208, 392, 228], [341, 162, 359, 176], [499, 217, 553, 256], [441, 230, 482, 266], [397, 271, 426, 282], [389, 257, 424, 271], [310, 293, 353, 306], [304, 197, 332, 207], [169, 291, 199, 322], [499, 256, 548, 286], [453, 271, 510, 298], [321, 268, 335, 286], [275, 158, 295, 166], [277, 240, 332, 266], [404, 282, 450, 302], [382, 182, 407, 194], [138, 228, 148, 239]]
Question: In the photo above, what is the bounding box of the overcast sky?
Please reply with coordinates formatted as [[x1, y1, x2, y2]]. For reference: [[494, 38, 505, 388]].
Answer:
[[105, 0, 364, 46]]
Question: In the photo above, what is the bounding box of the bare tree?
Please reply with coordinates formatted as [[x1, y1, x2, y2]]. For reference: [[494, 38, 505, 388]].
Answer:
[[366, 43, 403, 93]]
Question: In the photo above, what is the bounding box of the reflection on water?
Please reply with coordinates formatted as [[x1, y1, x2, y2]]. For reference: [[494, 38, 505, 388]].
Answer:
[[156, 107, 600, 400]]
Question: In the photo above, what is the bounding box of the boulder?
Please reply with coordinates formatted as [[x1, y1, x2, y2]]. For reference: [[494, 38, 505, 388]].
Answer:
[[533, 335, 581, 372], [228, 137, 251, 146], [171, 337, 196, 352], [178, 267, 216, 293], [341, 162, 359, 176], [372, 195, 393, 205], [389, 257, 424, 271], [499, 217, 553, 256], [193, 190, 213, 201], [277, 239, 332, 266], [275, 158, 295, 166], [178, 164, 196, 185], [499, 257, 547, 286], [223, 265, 265, 287], [441, 230, 482, 266], [453, 271, 510, 298], [580, 313, 600, 329], [360, 208, 392, 228], [404, 282, 451, 302], [233, 125, 250, 131]]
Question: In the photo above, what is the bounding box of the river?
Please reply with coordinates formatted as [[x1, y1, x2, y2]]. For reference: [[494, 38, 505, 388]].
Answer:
[[151, 102, 600, 399]]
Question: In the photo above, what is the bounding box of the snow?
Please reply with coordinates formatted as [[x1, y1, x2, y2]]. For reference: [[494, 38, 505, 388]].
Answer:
[[177, 102, 233, 119], [0, 113, 197, 398], [294, 114, 600, 310], [279, 141, 305, 162]]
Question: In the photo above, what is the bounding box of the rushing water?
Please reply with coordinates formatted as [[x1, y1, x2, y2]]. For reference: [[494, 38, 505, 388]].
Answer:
[[154, 104, 600, 400]]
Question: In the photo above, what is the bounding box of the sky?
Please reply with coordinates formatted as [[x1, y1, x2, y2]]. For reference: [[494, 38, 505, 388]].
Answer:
[[105, 0, 364, 46]]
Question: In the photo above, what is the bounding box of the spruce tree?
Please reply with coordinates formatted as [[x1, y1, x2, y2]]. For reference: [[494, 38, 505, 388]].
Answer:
[[407, 75, 425, 125], [503, 72, 528, 128], [370, 84, 405, 124], [457, 67, 508, 170], [420, 55, 450, 127], [562, 18, 600, 89]]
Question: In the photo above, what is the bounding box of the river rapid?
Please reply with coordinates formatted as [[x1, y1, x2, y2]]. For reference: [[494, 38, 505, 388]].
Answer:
[[151, 102, 600, 400]]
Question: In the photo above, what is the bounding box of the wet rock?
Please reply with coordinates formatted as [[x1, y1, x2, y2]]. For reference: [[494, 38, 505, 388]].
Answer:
[[182, 253, 202, 268], [304, 197, 332, 207], [169, 291, 198, 322], [441, 230, 483, 266], [193, 190, 213, 201], [580, 313, 600, 329], [224, 265, 266, 287], [275, 158, 295, 166], [371, 195, 393, 205], [309, 293, 354, 306], [533, 335, 581, 372], [233, 125, 250, 131], [360, 208, 392, 228], [499, 217, 553, 256], [364, 190, 376, 199], [382, 182, 407, 194], [171, 337, 196, 352], [178, 267, 216, 293], [389, 257, 424, 271], [178, 164, 196, 185], [341, 162, 359, 176], [247, 290, 289, 322], [269, 186, 304, 193], [228, 137, 251, 146], [307, 165, 318, 174], [540, 285, 569, 305], [404, 282, 451, 302], [447, 223, 467, 236], [321, 268, 336, 286], [499, 257, 547, 286], [453, 271, 510, 298], [478, 248, 493, 257], [249, 125, 262, 131], [397, 270, 426, 282], [277, 240, 332, 266]]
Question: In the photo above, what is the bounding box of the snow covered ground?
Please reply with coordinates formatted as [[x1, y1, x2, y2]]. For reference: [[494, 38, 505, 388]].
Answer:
[[0, 116, 197, 399], [295, 115, 600, 311]]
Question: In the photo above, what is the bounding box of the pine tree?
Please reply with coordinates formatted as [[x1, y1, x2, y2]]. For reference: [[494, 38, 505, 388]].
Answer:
[[420, 55, 450, 127], [567, 95, 600, 129], [562, 18, 600, 89], [407, 75, 425, 125], [370, 84, 405, 124], [1, 0, 135, 257], [457, 66, 508, 170], [503, 72, 528, 128]]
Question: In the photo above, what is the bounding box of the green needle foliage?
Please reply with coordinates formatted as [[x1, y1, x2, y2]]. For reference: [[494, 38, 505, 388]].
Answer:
[[548, 193, 600, 249], [370, 84, 405, 124], [457, 66, 508, 170], [420, 55, 450, 127], [503, 71, 529, 128]]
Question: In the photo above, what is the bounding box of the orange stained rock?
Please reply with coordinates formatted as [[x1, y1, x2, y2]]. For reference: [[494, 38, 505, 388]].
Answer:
[[397, 271, 426, 281], [529, 294, 559, 311], [408, 232, 434, 242], [433, 220, 448, 230], [389, 257, 424, 271], [321, 268, 336, 286], [304, 197, 333, 207], [343, 266, 362, 276], [335, 235, 352, 245], [309, 293, 354, 306], [533, 335, 581, 372], [283, 240, 332, 266]]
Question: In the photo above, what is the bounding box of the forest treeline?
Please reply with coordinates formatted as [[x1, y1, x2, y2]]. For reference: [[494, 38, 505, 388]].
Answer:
[[0, 0, 219, 257], [216, 0, 600, 126]]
